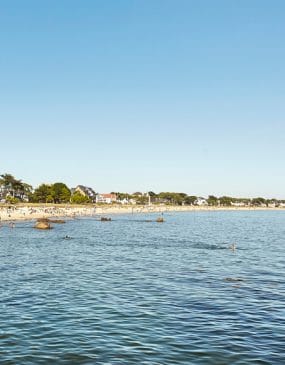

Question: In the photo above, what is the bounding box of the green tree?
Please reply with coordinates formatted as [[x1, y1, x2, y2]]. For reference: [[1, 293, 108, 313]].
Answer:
[[219, 196, 233, 206], [157, 192, 187, 205], [184, 195, 197, 205], [51, 183, 71, 203], [157, 192, 173, 204], [32, 184, 53, 203], [251, 197, 266, 206], [5, 196, 20, 204], [0, 173, 18, 188], [115, 192, 132, 200], [71, 191, 91, 204], [207, 195, 219, 206], [136, 196, 148, 205], [0, 173, 30, 200]]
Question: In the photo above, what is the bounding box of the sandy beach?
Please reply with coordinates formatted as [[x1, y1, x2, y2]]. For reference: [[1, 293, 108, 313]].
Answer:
[[0, 204, 284, 222]]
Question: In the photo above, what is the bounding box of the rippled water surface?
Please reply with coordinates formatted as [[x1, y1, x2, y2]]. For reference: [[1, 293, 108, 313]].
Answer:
[[1, 211, 285, 364]]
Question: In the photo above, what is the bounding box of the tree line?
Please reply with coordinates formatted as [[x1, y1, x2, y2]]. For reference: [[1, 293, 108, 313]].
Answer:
[[0, 173, 284, 206], [115, 192, 284, 207]]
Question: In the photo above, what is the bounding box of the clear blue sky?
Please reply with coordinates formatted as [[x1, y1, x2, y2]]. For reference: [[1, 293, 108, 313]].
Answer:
[[1, 0, 284, 198]]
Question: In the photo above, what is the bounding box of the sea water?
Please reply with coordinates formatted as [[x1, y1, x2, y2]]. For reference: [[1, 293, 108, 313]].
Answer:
[[0, 211, 284, 364]]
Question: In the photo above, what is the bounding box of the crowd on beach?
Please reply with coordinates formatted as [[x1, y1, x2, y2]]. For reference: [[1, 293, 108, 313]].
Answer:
[[0, 205, 157, 222], [0, 206, 97, 222], [0, 204, 172, 223], [0, 203, 282, 224]]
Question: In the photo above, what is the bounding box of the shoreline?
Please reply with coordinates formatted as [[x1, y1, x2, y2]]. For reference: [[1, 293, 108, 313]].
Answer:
[[0, 204, 285, 222]]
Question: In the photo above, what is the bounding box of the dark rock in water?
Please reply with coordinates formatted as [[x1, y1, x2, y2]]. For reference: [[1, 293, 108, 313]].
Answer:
[[224, 277, 244, 282], [37, 218, 66, 224], [37, 218, 49, 222], [34, 221, 52, 230], [101, 217, 111, 221], [49, 219, 66, 224]]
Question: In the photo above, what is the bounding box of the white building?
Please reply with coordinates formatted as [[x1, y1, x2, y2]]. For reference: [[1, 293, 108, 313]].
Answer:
[[96, 193, 117, 204], [195, 197, 208, 206]]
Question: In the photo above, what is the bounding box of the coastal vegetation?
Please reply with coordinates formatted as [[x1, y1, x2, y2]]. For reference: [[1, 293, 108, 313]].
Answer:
[[30, 183, 71, 204], [0, 174, 33, 203], [0, 173, 284, 207]]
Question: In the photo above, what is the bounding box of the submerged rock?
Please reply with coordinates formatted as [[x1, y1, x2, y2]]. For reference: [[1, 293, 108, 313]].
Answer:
[[37, 218, 49, 222], [156, 217, 164, 223], [224, 277, 244, 282], [49, 219, 66, 224]]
